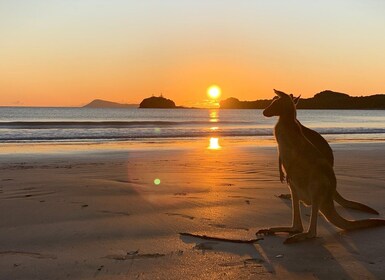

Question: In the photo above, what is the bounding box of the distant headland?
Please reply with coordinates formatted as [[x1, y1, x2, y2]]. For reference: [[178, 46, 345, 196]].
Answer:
[[83, 99, 138, 108], [220, 90, 385, 109]]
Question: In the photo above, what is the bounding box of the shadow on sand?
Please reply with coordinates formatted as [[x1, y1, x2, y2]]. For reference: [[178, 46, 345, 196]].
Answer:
[[180, 234, 274, 273], [180, 220, 384, 279]]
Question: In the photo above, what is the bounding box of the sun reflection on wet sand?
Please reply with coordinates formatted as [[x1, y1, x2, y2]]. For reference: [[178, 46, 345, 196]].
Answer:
[[208, 137, 221, 150]]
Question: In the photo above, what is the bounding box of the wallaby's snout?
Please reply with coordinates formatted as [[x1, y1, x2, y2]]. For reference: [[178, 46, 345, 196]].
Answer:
[[263, 107, 275, 117]]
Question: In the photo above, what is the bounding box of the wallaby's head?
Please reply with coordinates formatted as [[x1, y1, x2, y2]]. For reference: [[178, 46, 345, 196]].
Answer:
[[263, 89, 297, 118]]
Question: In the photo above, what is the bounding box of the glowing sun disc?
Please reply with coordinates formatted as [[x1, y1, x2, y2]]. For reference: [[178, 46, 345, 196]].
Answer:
[[207, 85, 221, 99]]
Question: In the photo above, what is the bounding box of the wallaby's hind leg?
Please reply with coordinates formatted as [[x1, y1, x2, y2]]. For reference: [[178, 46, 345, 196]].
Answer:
[[257, 188, 304, 235], [284, 190, 320, 244]]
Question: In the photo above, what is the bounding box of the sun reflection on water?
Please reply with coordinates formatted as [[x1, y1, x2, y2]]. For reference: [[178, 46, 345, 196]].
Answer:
[[209, 110, 218, 122]]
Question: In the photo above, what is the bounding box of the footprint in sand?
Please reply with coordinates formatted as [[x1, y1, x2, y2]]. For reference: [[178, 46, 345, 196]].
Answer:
[[208, 223, 249, 231], [165, 212, 194, 220], [0, 251, 57, 260], [104, 252, 165, 260], [99, 210, 131, 216]]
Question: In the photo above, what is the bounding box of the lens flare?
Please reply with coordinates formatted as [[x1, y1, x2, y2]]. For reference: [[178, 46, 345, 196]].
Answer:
[[154, 178, 161, 185]]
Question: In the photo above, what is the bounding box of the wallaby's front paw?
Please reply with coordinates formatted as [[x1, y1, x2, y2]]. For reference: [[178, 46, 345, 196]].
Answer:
[[279, 173, 286, 183], [256, 228, 276, 236], [284, 233, 316, 244]]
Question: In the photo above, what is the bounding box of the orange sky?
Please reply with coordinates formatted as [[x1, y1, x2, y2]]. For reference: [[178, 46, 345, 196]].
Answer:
[[1, 1, 385, 107]]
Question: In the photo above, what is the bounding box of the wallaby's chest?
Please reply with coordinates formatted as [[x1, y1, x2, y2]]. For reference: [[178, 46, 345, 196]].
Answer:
[[274, 125, 303, 163], [274, 123, 313, 178], [275, 126, 313, 203]]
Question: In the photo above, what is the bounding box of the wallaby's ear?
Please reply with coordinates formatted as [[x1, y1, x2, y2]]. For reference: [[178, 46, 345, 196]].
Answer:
[[293, 95, 301, 105], [273, 89, 287, 98]]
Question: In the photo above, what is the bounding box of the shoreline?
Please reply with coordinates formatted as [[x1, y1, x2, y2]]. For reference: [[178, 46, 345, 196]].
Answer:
[[1, 135, 385, 155]]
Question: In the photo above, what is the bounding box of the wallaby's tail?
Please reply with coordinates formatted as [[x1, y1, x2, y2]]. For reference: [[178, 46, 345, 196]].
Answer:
[[321, 200, 385, 230], [334, 191, 379, 215]]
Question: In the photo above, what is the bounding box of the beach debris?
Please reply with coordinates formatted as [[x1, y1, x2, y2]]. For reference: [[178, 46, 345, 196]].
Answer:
[[245, 200, 251, 205], [275, 254, 284, 258], [276, 193, 292, 200], [179, 232, 262, 244], [81, 204, 89, 208]]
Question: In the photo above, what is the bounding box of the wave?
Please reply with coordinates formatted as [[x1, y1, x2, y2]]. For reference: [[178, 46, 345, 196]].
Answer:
[[0, 120, 252, 129], [1, 127, 385, 143]]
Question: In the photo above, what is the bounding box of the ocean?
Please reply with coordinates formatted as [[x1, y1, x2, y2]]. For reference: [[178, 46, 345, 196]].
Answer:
[[0, 107, 384, 144]]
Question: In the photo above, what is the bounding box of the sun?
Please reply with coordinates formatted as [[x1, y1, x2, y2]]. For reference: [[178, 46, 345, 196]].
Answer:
[[207, 85, 221, 99]]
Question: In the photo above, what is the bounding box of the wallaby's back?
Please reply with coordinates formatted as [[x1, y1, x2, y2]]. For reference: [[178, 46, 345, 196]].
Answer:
[[299, 122, 379, 214], [300, 124, 334, 166]]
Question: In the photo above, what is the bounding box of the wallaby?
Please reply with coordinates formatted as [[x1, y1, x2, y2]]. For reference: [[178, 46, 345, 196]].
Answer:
[[257, 89, 385, 244], [278, 95, 379, 215]]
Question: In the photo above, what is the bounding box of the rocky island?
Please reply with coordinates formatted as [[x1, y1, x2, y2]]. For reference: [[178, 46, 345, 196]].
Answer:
[[139, 95, 176, 108]]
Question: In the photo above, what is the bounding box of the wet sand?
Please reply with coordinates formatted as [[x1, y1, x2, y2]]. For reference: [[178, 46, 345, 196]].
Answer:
[[0, 141, 384, 279]]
